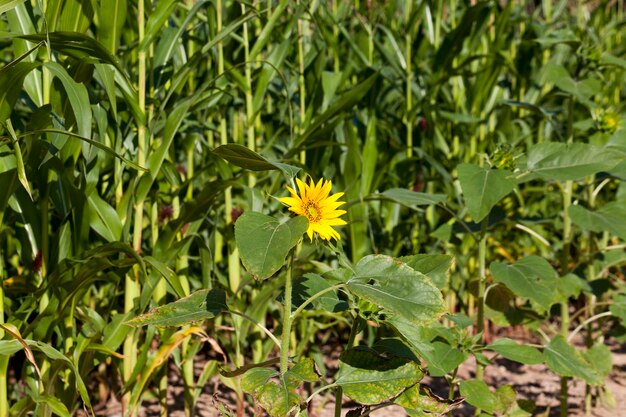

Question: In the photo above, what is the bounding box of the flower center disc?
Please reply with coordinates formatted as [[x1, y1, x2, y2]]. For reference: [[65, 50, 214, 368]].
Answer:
[[306, 203, 320, 222]]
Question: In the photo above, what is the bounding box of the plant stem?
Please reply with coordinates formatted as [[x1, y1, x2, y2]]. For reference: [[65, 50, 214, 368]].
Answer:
[[0, 210, 7, 417], [124, 1, 146, 414], [405, 0, 413, 159], [241, 1, 256, 187], [475, 217, 488, 384], [297, 0, 307, 164], [560, 179, 573, 417], [280, 250, 296, 374], [334, 315, 362, 417]]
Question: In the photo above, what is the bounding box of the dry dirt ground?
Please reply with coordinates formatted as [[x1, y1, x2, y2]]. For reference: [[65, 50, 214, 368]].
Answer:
[[95, 339, 626, 417]]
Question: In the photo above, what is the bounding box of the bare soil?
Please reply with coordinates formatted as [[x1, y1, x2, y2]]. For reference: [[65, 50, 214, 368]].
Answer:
[[94, 339, 626, 417]]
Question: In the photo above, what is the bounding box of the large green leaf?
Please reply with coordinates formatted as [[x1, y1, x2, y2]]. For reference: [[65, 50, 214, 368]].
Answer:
[[420, 340, 467, 377], [457, 163, 516, 222], [524, 142, 622, 181], [398, 254, 453, 289], [235, 213, 308, 280], [125, 289, 226, 328], [240, 358, 319, 417], [459, 380, 497, 413], [490, 256, 559, 311], [543, 335, 603, 385], [335, 347, 423, 405], [569, 202, 626, 241], [486, 338, 543, 365], [540, 62, 601, 105], [346, 255, 446, 325]]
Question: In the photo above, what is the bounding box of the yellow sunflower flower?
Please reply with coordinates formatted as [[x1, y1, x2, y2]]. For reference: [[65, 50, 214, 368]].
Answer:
[[279, 178, 347, 241]]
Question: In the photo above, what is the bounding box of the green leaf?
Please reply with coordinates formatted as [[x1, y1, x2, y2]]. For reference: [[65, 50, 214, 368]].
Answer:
[[398, 254, 453, 289], [335, 347, 423, 405], [143, 256, 187, 298], [235, 213, 308, 280], [395, 384, 464, 415], [0, 61, 40, 121], [419, 340, 467, 377], [540, 62, 600, 104], [288, 73, 380, 157], [524, 142, 622, 181], [136, 97, 194, 201], [213, 144, 300, 178], [486, 338, 543, 365], [240, 360, 317, 417], [27, 341, 93, 413], [292, 273, 348, 313], [140, 0, 179, 51], [554, 273, 591, 301], [285, 358, 320, 385], [241, 367, 278, 393], [374, 188, 447, 209], [44, 61, 92, 139], [346, 255, 446, 326], [457, 164, 516, 222], [86, 193, 122, 242], [610, 292, 626, 322], [0, 0, 27, 15], [490, 256, 559, 311], [32, 394, 70, 417], [97, 0, 126, 53], [0, 340, 22, 356], [544, 335, 602, 385], [256, 380, 300, 417], [570, 203, 626, 241], [125, 289, 225, 327], [583, 343, 612, 382], [459, 380, 497, 413]]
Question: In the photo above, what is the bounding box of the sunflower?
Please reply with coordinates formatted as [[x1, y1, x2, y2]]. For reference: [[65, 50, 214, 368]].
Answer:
[[279, 178, 347, 241]]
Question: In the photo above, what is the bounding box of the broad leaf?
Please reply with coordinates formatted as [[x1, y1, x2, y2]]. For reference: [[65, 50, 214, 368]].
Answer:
[[292, 273, 348, 313], [524, 142, 622, 181], [544, 335, 603, 385], [459, 380, 497, 413], [235, 213, 308, 280], [570, 202, 626, 241], [457, 164, 516, 222], [240, 359, 318, 417], [346, 255, 446, 326], [487, 338, 543, 365], [398, 254, 453, 289], [335, 347, 423, 405], [490, 256, 559, 311]]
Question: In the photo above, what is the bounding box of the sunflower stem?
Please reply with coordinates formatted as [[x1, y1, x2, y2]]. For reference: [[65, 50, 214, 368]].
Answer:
[[280, 249, 296, 374]]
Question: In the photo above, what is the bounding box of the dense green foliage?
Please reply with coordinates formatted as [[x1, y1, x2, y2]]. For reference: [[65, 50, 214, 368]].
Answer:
[[1, 1, 626, 416]]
